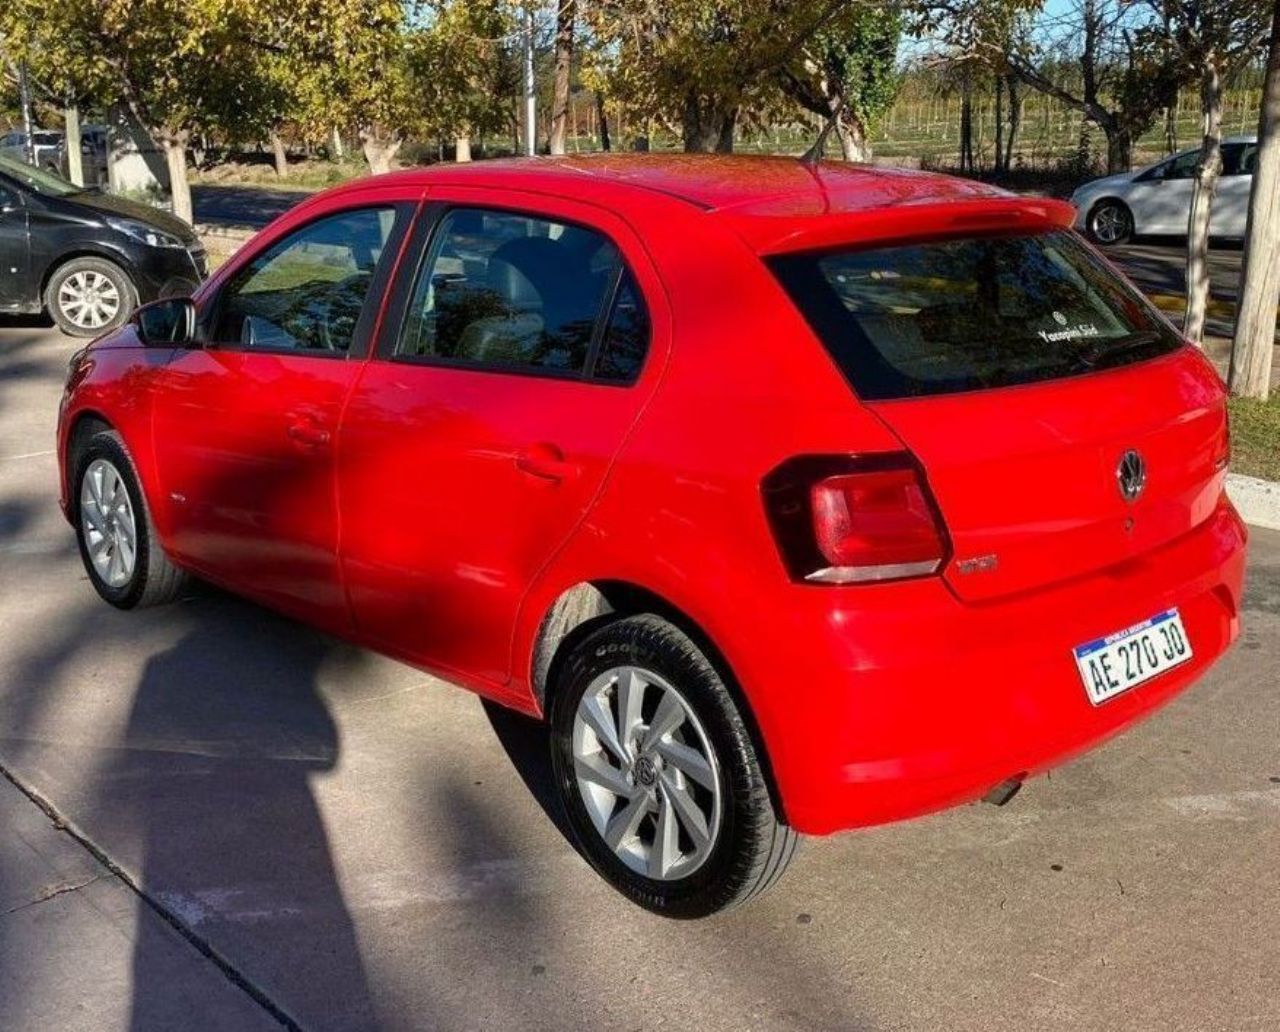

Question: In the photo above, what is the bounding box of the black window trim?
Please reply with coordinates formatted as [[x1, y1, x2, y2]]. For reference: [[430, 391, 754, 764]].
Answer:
[[196, 200, 414, 361], [378, 200, 650, 387]]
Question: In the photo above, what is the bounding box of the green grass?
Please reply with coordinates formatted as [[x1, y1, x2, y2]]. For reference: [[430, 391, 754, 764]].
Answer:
[[1228, 393, 1280, 482]]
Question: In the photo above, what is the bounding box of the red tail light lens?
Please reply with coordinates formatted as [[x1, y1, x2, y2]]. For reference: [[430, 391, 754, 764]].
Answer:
[[762, 455, 950, 584]]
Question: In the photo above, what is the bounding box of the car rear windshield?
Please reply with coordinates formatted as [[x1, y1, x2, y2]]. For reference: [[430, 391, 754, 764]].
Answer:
[[768, 230, 1183, 400]]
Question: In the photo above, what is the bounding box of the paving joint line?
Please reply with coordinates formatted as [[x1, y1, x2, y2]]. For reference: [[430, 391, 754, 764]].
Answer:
[[0, 758, 304, 1031]]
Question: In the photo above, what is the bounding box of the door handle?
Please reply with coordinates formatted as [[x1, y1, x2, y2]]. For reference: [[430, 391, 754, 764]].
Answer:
[[515, 443, 577, 482], [286, 418, 331, 448]]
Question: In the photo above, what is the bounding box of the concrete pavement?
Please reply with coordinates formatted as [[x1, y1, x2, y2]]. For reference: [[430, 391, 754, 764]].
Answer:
[[2, 320, 1279, 1031]]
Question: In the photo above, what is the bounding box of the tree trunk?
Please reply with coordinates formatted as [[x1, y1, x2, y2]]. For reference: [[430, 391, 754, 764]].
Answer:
[[360, 129, 402, 175], [959, 78, 974, 173], [1104, 123, 1132, 174], [548, 0, 575, 155], [682, 94, 737, 153], [1005, 77, 1022, 170], [1184, 63, 1225, 344], [270, 131, 288, 177], [63, 103, 84, 187], [1230, 0, 1280, 400], [836, 111, 871, 162], [330, 125, 345, 160], [160, 131, 192, 224], [596, 92, 611, 151], [994, 75, 1006, 174], [455, 135, 472, 163]]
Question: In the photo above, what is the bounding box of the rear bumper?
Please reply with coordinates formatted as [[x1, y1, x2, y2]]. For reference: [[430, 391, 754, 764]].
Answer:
[[747, 498, 1248, 835]]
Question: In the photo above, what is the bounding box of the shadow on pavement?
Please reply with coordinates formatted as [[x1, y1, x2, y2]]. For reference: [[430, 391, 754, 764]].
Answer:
[[112, 593, 375, 1030]]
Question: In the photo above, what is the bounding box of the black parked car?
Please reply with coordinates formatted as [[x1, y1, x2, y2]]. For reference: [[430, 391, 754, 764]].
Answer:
[[0, 156, 206, 337]]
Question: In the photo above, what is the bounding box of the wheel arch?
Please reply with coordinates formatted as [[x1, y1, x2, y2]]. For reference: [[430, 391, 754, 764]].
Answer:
[[530, 578, 788, 822], [63, 410, 115, 519]]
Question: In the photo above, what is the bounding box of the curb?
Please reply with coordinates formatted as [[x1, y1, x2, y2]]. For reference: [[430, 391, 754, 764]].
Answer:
[[1226, 473, 1280, 531]]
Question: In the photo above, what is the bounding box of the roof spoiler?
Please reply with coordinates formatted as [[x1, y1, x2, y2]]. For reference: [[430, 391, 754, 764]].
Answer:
[[735, 197, 1078, 255]]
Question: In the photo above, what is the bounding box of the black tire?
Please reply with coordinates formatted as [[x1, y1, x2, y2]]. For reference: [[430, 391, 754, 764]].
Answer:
[[45, 256, 137, 338], [1086, 199, 1134, 246], [72, 430, 189, 609], [549, 614, 798, 917]]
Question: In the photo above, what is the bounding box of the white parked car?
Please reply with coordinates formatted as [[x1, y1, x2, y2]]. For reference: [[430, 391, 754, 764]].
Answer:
[[1071, 136, 1258, 245]]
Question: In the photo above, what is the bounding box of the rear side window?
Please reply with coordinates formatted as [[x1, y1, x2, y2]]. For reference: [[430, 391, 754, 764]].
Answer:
[[398, 207, 631, 376], [594, 270, 649, 383], [769, 230, 1182, 400]]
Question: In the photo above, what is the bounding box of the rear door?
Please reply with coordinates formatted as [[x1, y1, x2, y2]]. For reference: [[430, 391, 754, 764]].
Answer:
[[1213, 142, 1255, 238], [151, 198, 412, 628], [338, 193, 664, 687], [771, 229, 1229, 603]]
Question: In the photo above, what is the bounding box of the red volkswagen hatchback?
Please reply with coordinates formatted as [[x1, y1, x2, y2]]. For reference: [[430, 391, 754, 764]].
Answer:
[[58, 156, 1247, 916]]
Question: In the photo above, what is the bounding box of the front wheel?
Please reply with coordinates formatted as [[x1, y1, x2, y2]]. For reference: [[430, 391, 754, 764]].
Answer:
[[549, 614, 798, 917], [73, 430, 189, 608], [46, 257, 137, 337], [1087, 200, 1134, 246]]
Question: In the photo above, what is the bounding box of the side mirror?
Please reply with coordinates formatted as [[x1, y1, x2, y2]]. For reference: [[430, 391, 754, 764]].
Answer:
[[134, 296, 196, 347]]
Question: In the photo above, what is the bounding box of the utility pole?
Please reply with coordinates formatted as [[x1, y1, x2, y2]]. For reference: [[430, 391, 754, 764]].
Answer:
[[18, 60, 35, 165], [523, 5, 536, 157]]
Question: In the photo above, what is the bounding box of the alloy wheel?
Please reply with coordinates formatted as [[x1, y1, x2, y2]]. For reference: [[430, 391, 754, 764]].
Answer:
[[571, 665, 723, 880], [1091, 204, 1129, 244], [80, 458, 138, 588], [59, 270, 122, 330]]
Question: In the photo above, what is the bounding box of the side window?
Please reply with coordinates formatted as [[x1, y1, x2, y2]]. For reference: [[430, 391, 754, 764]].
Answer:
[[1163, 151, 1201, 181], [593, 271, 650, 383], [1223, 143, 1256, 176], [397, 207, 621, 375], [212, 207, 397, 353]]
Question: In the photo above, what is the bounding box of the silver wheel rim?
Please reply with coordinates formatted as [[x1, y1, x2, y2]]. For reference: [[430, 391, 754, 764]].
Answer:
[[572, 665, 723, 880], [80, 458, 137, 588], [1092, 205, 1127, 243], [59, 270, 122, 329]]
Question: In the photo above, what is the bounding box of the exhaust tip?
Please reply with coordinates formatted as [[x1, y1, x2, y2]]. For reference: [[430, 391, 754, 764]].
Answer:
[[982, 775, 1025, 807]]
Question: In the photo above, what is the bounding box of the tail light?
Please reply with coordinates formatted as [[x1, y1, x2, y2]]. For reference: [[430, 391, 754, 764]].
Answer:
[[762, 454, 950, 584], [1215, 409, 1231, 472]]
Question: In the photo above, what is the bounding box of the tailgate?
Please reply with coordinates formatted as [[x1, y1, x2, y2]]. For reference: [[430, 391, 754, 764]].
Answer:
[[869, 347, 1229, 601]]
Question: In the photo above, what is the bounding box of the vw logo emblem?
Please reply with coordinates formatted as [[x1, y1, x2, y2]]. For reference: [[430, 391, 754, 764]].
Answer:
[[1117, 449, 1146, 502]]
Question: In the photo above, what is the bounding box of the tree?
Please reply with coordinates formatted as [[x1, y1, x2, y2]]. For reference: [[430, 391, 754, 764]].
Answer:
[[779, 5, 902, 161], [0, 0, 302, 222], [585, 0, 872, 153], [992, 0, 1186, 173], [914, 0, 1039, 172], [1230, 0, 1280, 400], [1145, 0, 1271, 343]]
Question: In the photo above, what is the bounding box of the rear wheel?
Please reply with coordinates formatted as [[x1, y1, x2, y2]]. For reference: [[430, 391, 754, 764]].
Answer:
[[550, 614, 798, 917], [1087, 200, 1134, 246], [46, 257, 137, 337], [73, 431, 189, 609]]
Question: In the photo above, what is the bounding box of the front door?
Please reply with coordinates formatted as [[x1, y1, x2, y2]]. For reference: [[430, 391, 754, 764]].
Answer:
[[0, 183, 29, 310], [338, 195, 663, 691], [151, 202, 410, 628]]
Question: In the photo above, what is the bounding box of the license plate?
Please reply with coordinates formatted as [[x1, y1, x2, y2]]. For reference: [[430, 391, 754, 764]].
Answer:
[[1073, 608, 1193, 705]]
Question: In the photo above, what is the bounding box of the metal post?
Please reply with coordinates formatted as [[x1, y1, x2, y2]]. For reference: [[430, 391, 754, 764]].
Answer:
[[19, 60, 35, 165], [523, 6, 536, 156]]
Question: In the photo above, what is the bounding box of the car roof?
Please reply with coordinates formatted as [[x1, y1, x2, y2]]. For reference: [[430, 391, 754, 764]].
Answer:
[[372, 153, 1007, 213], [354, 154, 1074, 254]]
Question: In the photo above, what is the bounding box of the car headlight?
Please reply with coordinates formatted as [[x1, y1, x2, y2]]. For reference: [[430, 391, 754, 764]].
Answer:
[[106, 217, 187, 249]]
